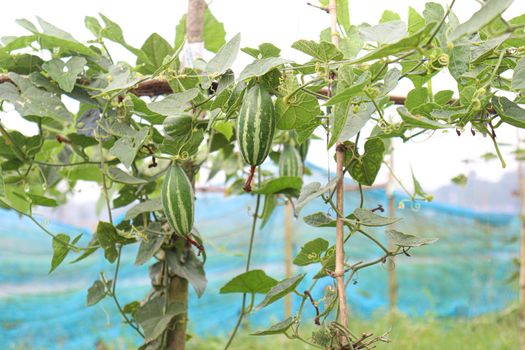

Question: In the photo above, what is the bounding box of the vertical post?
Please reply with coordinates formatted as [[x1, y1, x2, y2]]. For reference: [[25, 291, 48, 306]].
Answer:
[[518, 154, 525, 350], [186, 0, 205, 60], [386, 149, 398, 313], [167, 2, 205, 348], [284, 201, 294, 318], [328, 0, 349, 337]]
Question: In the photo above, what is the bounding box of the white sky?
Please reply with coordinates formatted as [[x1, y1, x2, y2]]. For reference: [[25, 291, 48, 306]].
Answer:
[[3, 0, 525, 193]]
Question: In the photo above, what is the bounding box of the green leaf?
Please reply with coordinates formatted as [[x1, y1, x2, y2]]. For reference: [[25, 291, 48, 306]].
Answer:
[[382, 68, 401, 95], [360, 21, 407, 45], [448, 46, 470, 80], [238, 57, 289, 81], [380, 10, 401, 23], [87, 280, 107, 306], [125, 198, 162, 220], [352, 208, 400, 227], [348, 138, 385, 186], [109, 126, 149, 169], [258, 43, 281, 58], [260, 195, 277, 229], [408, 7, 425, 35], [276, 91, 321, 130], [96, 64, 141, 95], [387, 229, 438, 247], [27, 194, 58, 207], [42, 56, 87, 92], [17, 17, 98, 57], [161, 129, 204, 158], [335, 102, 375, 144], [147, 88, 199, 116], [325, 71, 370, 106], [166, 249, 207, 297], [220, 269, 278, 294], [84, 16, 102, 37], [139, 33, 173, 73], [98, 14, 152, 65], [50, 233, 71, 273], [405, 87, 429, 112], [212, 120, 234, 140], [352, 22, 436, 64], [0, 82, 19, 102], [293, 238, 329, 266], [471, 33, 510, 62], [336, 0, 351, 31], [449, 0, 513, 42], [303, 212, 336, 228], [96, 221, 119, 263], [207, 33, 241, 73], [314, 246, 336, 279], [434, 90, 454, 105], [135, 224, 165, 266], [342, 36, 364, 61], [252, 176, 303, 197], [291, 40, 343, 62], [257, 274, 306, 309], [411, 168, 432, 200], [492, 96, 525, 128], [203, 6, 226, 53], [397, 106, 450, 129], [295, 178, 338, 215], [423, 2, 444, 23], [135, 296, 185, 342], [512, 57, 525, 90], [14, 86, 72, 121], [251, 317, 295, 336], [107, 167, 147, 185]]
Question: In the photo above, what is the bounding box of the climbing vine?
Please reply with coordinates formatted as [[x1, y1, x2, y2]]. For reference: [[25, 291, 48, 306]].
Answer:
[[1, 0, 525, 349]]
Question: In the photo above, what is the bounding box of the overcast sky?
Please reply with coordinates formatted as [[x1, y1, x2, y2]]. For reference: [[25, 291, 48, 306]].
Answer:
[[3, 0, 525, 195]]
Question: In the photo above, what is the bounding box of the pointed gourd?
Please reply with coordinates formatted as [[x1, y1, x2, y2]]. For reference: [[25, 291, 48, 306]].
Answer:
[[236, 84, 276, 166], [161, 164, 194, 236], [279, 144, 303, 177]]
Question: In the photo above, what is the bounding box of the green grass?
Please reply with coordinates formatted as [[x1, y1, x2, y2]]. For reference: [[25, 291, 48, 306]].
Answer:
[[188, 309, 519, 350], [11, 308, 520, 349]]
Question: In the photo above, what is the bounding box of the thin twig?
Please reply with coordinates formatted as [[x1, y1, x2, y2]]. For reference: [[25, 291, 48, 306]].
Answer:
[[304, 290, 321, 325]]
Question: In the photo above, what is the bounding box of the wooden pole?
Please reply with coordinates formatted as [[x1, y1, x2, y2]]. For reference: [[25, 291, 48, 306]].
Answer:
[[166, 2, 205, 348], [518, 131, 525, 350], [328, 0, 350, 340], [386, 150, 398, 313], [284, 201, 294, 318]]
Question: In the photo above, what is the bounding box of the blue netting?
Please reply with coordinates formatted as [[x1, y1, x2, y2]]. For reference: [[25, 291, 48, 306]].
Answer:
[[0, 176, 520, 349]]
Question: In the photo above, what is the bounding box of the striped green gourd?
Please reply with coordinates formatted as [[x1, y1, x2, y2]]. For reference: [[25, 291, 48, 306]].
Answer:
[[236, 84, 276, 166], [161, 164, 194, 236], [279, 144, 303, 177], [163, 114, 193, 139]]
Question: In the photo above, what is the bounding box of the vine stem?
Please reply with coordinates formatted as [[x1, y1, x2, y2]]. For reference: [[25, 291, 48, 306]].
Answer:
[[111, 246, 145, 338], [329, 0, 350, 340], [224, 170, 262, 349]]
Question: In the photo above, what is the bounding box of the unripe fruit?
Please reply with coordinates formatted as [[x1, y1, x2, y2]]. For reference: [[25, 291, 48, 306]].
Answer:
[[279, 144, 303, 177], [236, 84, 276, 166], [161, 164, 194, 236], [163, 115, 193, 139]]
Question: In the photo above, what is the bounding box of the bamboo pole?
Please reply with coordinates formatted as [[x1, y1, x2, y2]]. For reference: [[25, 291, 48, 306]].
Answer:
[[386, 150, 398, 313], [166, 1, 205, 348], [328, 0, 350, 339], [284, 201, 294, 318]]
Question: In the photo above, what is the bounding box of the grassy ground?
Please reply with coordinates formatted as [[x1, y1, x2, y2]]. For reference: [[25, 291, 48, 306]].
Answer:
[[12, 309, 519, 349], [188, 309, 519, 350]]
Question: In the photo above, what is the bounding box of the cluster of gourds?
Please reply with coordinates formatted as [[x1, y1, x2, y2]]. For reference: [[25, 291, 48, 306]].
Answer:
[[160, 82, 306, 234]]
